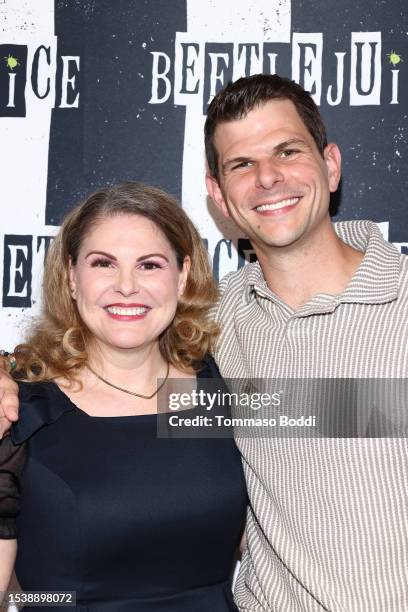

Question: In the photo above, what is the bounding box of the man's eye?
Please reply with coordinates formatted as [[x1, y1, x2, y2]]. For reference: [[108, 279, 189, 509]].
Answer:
[[280, 149, 298, 158], [232, 161, 252, 170]]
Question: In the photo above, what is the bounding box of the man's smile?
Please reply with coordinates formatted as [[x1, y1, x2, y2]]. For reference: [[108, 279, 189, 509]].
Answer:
[[254, 196, 302, 214]]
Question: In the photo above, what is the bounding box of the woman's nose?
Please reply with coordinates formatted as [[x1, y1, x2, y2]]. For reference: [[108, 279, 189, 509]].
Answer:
[[114, 269, 140, 296]]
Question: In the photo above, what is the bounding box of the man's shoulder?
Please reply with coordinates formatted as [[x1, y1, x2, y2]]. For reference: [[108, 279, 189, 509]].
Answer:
[[218, 262, 262, 296], [399, 250, 408, 268], [397, 250, 408, 284], [215, 262, 262, 322]]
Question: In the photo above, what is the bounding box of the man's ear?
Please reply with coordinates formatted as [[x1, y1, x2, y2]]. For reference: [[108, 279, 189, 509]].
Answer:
[[205, 173, 231, 219], [324, 143, 342, 193], [68, 257, 77, 300]]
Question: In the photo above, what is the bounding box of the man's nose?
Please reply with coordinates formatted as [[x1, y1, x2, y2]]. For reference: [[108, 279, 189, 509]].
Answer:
[[255, 159, 284, 189]]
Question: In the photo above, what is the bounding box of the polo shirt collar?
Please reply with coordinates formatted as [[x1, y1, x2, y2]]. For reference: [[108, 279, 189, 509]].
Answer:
[[245, 220, 400, 313], [333, 220, 400, 305]]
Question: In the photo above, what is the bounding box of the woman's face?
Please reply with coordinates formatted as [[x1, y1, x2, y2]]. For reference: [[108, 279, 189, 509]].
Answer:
[[68, 214, 189, 358]]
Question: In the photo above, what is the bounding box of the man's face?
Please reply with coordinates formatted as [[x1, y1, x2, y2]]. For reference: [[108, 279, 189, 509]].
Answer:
[[206, 99, 341, 254]]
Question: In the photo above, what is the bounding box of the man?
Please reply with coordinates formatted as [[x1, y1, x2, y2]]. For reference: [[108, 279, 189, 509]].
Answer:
[[2, 75, 408, 610], [205, 75, 408, 611]]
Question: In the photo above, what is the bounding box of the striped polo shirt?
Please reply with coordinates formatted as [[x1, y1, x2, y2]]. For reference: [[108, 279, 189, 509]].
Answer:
[[214, 220, 408, 611]]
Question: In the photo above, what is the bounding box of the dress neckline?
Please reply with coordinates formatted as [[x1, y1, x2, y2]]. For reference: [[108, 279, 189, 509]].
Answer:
[[50, 377, 199, 420]]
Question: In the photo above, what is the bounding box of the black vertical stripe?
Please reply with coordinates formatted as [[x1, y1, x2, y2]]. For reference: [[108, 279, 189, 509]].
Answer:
[[46, 0, 187, 224]]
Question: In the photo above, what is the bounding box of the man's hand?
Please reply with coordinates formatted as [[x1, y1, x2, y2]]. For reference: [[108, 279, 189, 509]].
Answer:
[[0, 361, 19, 438]]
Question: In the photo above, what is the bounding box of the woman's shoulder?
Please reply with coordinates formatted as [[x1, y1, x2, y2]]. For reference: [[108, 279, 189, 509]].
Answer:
[[18, 379, 54, 399], [17, 379, 65, 406], [12, 380, 75, 445]]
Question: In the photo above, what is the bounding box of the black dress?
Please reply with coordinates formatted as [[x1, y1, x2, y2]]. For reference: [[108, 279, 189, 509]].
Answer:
[[0, 357, 247, 611]]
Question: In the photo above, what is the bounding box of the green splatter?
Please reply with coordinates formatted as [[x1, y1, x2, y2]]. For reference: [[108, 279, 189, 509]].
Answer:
[[387, 51, 403, 67], [4, 55, 20, 70]]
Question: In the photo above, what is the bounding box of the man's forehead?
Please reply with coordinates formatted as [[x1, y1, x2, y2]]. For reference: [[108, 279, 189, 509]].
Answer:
[[213, 99, 310, 149]]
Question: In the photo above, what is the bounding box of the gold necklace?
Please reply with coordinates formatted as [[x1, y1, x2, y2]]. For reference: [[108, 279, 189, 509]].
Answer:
[[86, 362, 170, 399]]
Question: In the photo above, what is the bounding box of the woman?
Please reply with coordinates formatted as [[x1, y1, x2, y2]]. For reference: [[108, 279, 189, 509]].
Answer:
[[0, 182, 247, 611]]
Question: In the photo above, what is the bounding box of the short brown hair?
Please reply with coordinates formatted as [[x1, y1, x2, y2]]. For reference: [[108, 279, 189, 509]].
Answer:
[[16, 182, 218, 380], [205, 74, 328, 180]]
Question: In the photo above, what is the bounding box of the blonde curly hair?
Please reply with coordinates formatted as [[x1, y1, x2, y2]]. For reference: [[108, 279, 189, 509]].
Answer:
[[15, 182, 219, 381]]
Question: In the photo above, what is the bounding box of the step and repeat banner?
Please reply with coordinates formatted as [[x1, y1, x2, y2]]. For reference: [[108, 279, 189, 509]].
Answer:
[[1, 0, 407, 348]]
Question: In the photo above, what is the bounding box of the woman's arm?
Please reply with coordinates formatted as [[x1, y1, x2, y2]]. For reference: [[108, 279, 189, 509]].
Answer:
[[0, 538, 16, 593], [0, 435, 25, 603], [0, 354, 19, 438]]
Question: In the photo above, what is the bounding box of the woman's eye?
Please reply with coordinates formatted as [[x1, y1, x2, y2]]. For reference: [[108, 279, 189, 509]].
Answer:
[[140, 261, 162, 270], [91, 258, 114, 268]]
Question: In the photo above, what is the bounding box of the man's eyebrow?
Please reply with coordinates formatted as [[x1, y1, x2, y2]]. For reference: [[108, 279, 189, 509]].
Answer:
[[274, 138, 308, 152]]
